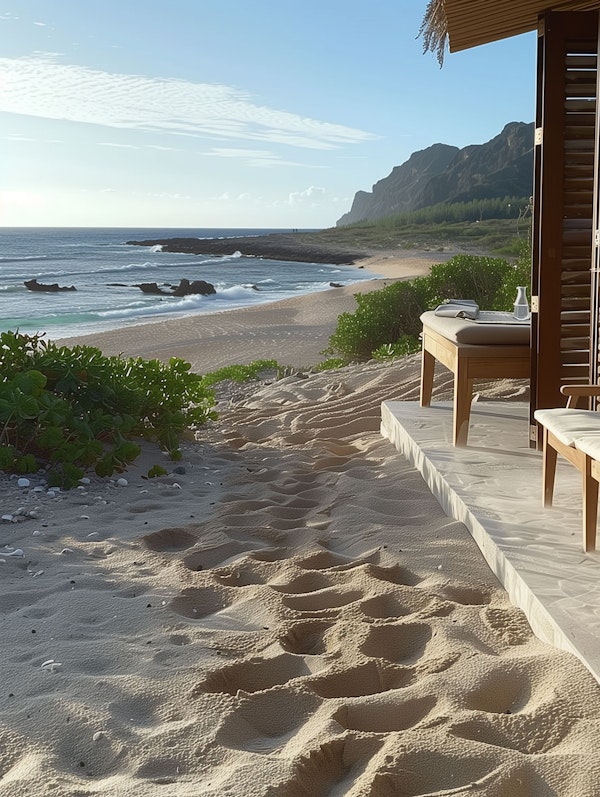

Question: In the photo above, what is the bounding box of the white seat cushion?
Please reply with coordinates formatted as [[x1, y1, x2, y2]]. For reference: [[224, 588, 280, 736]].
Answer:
[[534, 407, 600, 446], [420, 310, 530, 345], [573, 434, 600, 459]]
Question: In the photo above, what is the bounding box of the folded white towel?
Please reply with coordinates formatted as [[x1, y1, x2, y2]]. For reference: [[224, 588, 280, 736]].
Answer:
[[434, 300, 479, 319]]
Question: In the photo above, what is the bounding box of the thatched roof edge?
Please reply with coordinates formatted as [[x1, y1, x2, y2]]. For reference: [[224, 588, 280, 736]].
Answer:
[[418, 0, 448, 66]]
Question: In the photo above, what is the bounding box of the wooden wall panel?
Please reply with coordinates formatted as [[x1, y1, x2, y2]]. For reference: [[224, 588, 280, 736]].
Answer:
[[531, 10, 598, 441]]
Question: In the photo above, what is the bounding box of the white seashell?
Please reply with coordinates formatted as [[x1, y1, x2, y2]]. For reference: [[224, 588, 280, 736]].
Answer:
[[32, 530, 42, 536], [116, 478, 128, 487], [92, 731, 104, 741], [1, 514, 14, 522], [17, 478, 30, 488], [60, 547, 74, 555], [80, 515, 90, 520], [80, 477, 91, 485], [41, 659, 62, 672], [6, 549, 24, 557]]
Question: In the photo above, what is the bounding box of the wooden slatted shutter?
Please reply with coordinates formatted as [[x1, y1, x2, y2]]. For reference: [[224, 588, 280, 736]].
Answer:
[[531, 10, 598, 439]]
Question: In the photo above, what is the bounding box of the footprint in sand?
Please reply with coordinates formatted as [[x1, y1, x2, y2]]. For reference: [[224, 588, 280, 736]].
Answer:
[[450, 700, 577, 755], [332, 693, 437, 734], [279, 620, 336, 655], [280, 588, 364, 613], [215, 689, 323, 754], [142, 526, 197, 552], [281, 737, 383, 797], [194, 652, 324, 696], [359, 622, 432, 666], [308, 660, 414, 698]]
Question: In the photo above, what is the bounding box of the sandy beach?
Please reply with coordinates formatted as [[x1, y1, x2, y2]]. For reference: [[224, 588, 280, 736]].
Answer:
[[2, 249, 600, 795]]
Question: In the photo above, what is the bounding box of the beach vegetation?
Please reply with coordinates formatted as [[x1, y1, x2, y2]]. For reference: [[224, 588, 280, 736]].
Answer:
[[305, 202, 532, 255], [0, 331, 217, 488], [372, 338, 421, 360], [326, 247, 532, 363], [199, 359, 280, 387], [312, 357, 348, 372]]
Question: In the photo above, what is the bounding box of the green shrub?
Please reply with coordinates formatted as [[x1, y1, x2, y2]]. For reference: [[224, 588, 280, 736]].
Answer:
[[372, 337, 421, 360], [0, 331, 217, 487], [325, 280, 427, 361], [419, 254, 515, 308], [199, 359, 280, 387], [312, 357, 348, 372], [326, 250, 532, 363]]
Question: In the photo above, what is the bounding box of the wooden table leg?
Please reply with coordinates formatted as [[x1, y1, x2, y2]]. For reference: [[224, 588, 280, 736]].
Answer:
[[453, 357, 473, 446], [420, 345, 435, 407]]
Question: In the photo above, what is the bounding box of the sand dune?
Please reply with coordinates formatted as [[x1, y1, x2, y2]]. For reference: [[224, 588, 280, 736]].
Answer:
[[2, 252, 600, 794]]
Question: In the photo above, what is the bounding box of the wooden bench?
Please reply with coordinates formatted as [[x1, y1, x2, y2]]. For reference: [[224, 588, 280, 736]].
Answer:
[[420, 310, 531, 446]]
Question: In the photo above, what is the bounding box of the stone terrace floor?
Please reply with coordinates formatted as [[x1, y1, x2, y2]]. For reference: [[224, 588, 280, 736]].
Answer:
[[381, 399, 600, 684]]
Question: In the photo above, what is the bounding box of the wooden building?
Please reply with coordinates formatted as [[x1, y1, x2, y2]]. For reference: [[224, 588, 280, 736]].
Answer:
[[421, 1, 600, 443]]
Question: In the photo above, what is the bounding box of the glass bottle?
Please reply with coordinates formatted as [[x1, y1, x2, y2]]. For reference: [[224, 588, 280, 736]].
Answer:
[[513, 286, 530, 321]]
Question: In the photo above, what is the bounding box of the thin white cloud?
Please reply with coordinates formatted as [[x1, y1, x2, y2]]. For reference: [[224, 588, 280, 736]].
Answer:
[[97, 142, 141, 149], [0, 56, 378, 151], [208, 147, 325, 168], [289, 186, 327, 204], [147, 144, 178, 151]]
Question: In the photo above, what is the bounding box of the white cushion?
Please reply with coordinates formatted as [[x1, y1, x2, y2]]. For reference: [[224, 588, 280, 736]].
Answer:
[[534, 407, 600, 446], [574, 435, 600, 459], [420, 310, 530, 345]]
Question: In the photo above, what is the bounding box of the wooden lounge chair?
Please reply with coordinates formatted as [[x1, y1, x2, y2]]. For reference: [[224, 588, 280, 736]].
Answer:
[[534, 385, 600, 551]]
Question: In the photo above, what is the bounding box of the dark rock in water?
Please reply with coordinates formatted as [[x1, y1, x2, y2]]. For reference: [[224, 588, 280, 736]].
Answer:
[[134, 279, 216, 297], [172, 279, 216, 297], [329, 282, 343, 288], [24, 278, 76, 292], [136, 282, 169, 295]]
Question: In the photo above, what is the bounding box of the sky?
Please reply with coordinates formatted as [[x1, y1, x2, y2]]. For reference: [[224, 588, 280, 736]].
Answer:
[[0, 1, 537, 229]]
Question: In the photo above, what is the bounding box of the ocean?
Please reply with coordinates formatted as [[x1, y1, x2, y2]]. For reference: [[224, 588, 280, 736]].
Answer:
[[0, 227, 376, 341]]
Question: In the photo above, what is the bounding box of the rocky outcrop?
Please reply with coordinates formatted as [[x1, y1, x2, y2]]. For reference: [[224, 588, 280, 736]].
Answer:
[[126, 234, 366, 265], [336, 121, 534, 226], [172, 279, 216, 297], [24, 279, 76, 292], [134, 279, 216, 296]]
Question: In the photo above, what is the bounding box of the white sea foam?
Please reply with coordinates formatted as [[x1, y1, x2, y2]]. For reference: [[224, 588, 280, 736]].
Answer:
[[0, 227, 374, 338]]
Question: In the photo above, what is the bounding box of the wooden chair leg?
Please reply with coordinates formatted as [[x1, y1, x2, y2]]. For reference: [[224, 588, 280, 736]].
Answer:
[[420, 346, 435, 408], [541, 427, 557, 507], [583, 456, 598, 552]]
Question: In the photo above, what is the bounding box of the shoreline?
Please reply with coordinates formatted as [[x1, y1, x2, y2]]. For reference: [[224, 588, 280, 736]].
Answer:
[[56, 250, 444, 372]]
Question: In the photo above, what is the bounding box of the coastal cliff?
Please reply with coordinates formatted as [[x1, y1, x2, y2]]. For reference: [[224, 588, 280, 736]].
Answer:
[[337, 121, 534, 226]]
